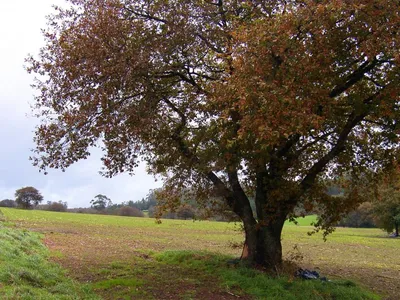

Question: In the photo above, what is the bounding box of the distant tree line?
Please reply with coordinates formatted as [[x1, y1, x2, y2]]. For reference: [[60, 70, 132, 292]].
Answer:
[[0, 199, 17, 208], [1, 181, 398, 237], [37, 201, 68, 212]]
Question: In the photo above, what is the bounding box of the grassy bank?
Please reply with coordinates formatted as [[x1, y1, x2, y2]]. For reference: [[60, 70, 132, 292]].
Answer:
[[0, 210, 99, 299]]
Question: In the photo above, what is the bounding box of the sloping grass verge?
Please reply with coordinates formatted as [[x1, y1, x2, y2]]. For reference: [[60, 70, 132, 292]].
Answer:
[[0, 211, 99, 300], [156, 251, 381, 300]]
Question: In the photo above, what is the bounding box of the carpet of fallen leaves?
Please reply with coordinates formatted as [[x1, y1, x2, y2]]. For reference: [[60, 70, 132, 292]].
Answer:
[[2, 209, 399, 299]]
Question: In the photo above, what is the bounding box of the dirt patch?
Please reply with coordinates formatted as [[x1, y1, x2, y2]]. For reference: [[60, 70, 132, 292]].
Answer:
[[42, 234, 252, 300], [138, 264, 250, 300]]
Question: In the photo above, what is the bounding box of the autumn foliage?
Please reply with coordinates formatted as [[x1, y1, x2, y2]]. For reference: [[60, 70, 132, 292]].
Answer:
[[27, 1, 400, 269]]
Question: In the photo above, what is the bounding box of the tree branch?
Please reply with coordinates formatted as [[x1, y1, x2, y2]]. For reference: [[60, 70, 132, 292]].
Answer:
[[329, 59, 379, 98], [301, 112, 366, 191], [228, 170, 257, 222], [294, 129, 336, 157], [161, 98, 240, 212], [123, 6, 168, 24], [196, 33, 225, 54]]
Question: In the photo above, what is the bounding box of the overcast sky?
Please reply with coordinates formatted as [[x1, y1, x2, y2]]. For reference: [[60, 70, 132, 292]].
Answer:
[[0, 0, 162, 207]]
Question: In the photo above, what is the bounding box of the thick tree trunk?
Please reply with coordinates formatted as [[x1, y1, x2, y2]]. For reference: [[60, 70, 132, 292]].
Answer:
[[233, 166, 290, 270], [240, 212, 287, 270], [238, 167, 290, 270], [212, 169, 289, 270], [395, 223, 399, 237]]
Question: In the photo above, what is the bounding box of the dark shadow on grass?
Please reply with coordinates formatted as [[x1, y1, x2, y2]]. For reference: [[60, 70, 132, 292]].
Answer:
[[155, 250, 380, 300]]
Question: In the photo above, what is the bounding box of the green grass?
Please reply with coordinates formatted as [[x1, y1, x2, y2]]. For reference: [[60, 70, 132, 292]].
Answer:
[[286, 214, 318, 226], [92, 278, 143, 299], [156, 250, 380, 300], [93, 278, 142, 290], [0, 222, 99, 299], [1, 208, 397, 299], [1, 207, 236, 230]]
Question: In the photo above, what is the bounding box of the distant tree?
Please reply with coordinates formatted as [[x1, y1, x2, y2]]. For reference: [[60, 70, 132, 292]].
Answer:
[[374, 200, 400, 237], [90, 194, 112, 211], [124, 190, 159, 211], [148, 206, 156, 218], [176, 204, 195, 220], [127, 200, 136, 208], [105, 203, 121, 213], [132, 198, 147, 211], [371, 170, 400, 237], [0, 199, 17, 208], [143, 190, 158, 210], [15, 187, 43, 209], [338, 202, 376, 228]]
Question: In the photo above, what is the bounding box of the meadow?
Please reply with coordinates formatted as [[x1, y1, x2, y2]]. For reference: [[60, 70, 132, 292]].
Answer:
[[0, 208, 398, 299]]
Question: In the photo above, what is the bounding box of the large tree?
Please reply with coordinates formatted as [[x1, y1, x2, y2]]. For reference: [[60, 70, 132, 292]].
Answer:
[[27, 0, 400, 269], [15, 187, 44, 209]]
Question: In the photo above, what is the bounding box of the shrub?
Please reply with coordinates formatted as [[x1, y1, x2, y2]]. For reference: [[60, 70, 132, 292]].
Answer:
[[68, 208, 99, 214], [117, 206, 144, 217], [47, 202, 67, 212], [37, 201, 67, 212]]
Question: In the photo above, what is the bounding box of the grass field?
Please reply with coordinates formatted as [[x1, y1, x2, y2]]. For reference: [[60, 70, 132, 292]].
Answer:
[[0, 208, 398, 299]]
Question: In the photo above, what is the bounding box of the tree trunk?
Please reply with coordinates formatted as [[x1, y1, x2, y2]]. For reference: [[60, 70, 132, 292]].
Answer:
[[240, 212, 287, 270], [395, 223, 399, 237], [218, 170, 289, 270]]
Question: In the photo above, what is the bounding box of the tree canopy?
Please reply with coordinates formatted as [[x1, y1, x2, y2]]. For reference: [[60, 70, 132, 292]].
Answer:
[[15, 187, 44, 209], [90, 194, 112, 211], [27, 0, 400, 268]]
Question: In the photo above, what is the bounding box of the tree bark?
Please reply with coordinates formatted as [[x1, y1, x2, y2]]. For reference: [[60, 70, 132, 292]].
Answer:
[[240, 211, 287, 269], [231, 166, 289, 270]]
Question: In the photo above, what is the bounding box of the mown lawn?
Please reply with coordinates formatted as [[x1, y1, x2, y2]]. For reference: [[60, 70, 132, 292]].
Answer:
[[1, 208, 398, 299]]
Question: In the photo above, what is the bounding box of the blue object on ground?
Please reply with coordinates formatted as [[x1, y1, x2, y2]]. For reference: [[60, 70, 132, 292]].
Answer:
[[295, 268, 327, 281]]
